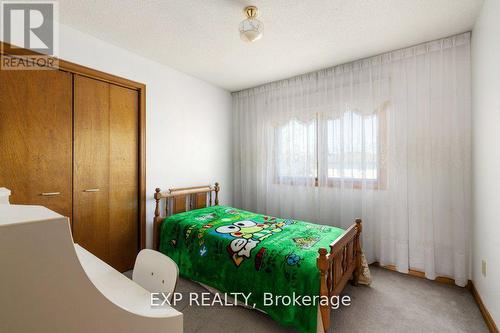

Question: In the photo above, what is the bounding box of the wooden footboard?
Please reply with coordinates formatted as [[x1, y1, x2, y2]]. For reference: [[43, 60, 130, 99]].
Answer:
[[152, 183, 362, 333], [317, 218, 362, 332]]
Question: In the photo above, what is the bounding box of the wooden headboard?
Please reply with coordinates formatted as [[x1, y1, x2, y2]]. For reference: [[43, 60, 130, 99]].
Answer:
[[153, 183, 220, 250]]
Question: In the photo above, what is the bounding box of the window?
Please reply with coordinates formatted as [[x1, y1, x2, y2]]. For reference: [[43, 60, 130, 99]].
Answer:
[[274, 104, 387, 189], [274, 118, 317, 185]]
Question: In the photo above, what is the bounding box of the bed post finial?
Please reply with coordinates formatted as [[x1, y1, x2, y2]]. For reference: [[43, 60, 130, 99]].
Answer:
[[153, 188, 162, 250], [154, 188, 161, 220], [353, 218, 363, 286], [317, 248, 328, 271], [355, 218, 362, 233], [214, 182, 220, 206], [317, 248, 330, 331], [154, 188, 161, 218]]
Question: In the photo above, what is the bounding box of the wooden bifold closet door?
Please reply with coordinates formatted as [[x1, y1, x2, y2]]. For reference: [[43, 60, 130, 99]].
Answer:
[[73, 75, 139, 272], [0, 70, 73, 219], [0, 57, 142, 273]]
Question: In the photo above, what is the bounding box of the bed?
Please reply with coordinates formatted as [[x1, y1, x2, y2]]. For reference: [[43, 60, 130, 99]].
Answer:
[[153, 183, 363, 333]]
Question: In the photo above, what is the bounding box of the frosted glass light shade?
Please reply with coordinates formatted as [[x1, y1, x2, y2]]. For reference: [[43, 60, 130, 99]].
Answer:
[[239, 18, 263, 42]]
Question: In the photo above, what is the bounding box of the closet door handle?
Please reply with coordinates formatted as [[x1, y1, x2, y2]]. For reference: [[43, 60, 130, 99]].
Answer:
[[84, 188, 100, 192], [41, 192, 61, 196]]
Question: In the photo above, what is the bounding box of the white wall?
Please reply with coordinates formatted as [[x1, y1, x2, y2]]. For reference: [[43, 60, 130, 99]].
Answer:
[[58, 25, 233, 248], [471, 0, 500, 325]]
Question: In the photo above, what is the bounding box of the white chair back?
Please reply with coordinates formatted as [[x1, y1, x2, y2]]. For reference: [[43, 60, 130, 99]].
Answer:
[[132, 249, 179, 294]]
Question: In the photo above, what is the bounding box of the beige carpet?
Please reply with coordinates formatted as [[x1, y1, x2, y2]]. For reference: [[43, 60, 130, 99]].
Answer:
[[168, 266, 488, 333]]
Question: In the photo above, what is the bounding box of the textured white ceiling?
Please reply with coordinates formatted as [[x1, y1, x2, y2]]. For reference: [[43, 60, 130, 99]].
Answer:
[[59, 0, 483, 91]]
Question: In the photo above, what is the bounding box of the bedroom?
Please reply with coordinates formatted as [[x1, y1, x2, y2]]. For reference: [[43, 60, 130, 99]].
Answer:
[[0, 0, 498, 332]]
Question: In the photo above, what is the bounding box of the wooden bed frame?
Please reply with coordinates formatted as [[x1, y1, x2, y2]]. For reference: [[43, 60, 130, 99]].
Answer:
[[153, 183, 362, 332]]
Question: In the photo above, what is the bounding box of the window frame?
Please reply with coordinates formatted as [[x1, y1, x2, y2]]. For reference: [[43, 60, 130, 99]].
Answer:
[[273, 103, 388, 190], [323, 106, 387, 190], [272, 116, 319, 187]]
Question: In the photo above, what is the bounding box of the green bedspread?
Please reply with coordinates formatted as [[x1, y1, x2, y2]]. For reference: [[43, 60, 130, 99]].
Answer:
[[159, 206, 344, 333]]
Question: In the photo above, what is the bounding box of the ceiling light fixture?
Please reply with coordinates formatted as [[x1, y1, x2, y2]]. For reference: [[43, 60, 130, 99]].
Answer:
[[239, 6, 263, 42]]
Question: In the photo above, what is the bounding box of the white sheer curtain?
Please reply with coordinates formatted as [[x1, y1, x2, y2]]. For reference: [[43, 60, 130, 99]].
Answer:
[[232, 33, 471, 286]]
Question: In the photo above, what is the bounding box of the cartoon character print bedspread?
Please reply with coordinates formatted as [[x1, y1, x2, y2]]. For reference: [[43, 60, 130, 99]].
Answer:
[[159, 206, 345, 333]]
